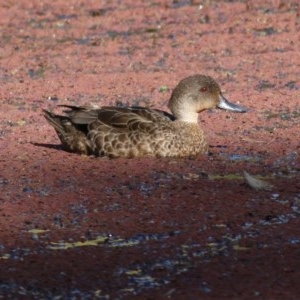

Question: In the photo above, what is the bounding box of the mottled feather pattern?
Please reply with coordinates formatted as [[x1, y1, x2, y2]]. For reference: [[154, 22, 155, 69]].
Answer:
[[86, 118, 205, 158]]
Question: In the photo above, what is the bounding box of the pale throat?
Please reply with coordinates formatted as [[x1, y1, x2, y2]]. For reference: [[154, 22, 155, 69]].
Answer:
[[175, 107, 199, 123]]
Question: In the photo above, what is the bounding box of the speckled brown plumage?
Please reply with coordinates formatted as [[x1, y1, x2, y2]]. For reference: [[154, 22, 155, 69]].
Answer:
[[43, 74, 247, 158]]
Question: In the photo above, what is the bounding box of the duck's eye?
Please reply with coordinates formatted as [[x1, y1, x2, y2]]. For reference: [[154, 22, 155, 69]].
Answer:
[[200, 87, 207, 93]]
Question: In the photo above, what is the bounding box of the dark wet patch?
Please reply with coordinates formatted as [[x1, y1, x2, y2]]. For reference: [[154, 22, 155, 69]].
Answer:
[[47, 96, 60, 102], [285, 81, 299, 90], [254, 27, 277, 36], [55, 14, 77, 20], [256, 80, 276, 91], [88, 8, 112, 17], [172, 0, 194, 9], [263, 107, 300, 122], [106, 29, 143, 39], [28, 66, 46, 79]]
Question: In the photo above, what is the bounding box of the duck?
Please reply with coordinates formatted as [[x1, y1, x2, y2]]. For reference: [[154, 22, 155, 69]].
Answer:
[[43, 74, 247, 158]]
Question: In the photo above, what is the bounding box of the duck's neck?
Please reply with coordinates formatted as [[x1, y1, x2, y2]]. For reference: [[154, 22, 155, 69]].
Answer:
[[173, 108, 199, 123], [169, 96, 199, 123]]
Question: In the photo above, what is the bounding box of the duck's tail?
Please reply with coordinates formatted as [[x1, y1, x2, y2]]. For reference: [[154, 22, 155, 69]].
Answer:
[[43, 109, 70, 135], [43, 109, 93, 155]]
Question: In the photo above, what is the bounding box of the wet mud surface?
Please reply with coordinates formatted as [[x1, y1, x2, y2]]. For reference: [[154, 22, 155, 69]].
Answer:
[[0, 0, 300, 298]]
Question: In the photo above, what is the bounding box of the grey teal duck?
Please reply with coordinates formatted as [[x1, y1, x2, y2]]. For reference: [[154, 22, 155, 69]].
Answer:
[[43, 74, 247, 158]]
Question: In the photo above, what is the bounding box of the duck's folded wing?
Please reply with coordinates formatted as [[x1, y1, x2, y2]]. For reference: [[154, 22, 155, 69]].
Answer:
[[59, 105, 99, 124], [99, 107, 173, 131], [61, 105, 173, 132]]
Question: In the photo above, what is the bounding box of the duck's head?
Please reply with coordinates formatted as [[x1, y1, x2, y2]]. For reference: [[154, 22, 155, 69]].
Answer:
[[169, 74, 247, 123]]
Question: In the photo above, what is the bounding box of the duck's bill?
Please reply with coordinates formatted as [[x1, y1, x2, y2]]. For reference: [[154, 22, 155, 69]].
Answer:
[[217, 94, 247, 113]]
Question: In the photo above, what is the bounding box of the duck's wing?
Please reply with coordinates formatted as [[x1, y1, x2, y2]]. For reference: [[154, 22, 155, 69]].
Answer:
[[44, 105, 175, 157], [60, 105, 174, 132]]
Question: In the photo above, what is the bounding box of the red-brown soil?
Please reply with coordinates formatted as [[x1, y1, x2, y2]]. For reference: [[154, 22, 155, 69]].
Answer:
[[0, 0, 300, 298]]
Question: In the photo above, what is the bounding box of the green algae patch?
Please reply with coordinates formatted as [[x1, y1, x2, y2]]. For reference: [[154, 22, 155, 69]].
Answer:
[[27, 229, 50, 234], [48, 235, 109, 250], [209, 173, 242, 180]]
